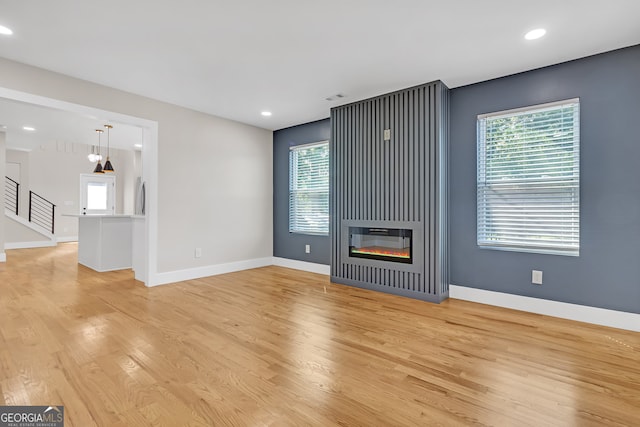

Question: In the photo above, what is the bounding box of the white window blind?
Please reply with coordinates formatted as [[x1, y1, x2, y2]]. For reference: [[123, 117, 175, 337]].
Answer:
[[477, 99, 580, 256], [289, 141, 329, 235]]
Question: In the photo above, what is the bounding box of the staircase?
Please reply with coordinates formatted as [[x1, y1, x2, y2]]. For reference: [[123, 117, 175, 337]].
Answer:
[[5, 176, 19, 215], [5, 176, 57, 248]]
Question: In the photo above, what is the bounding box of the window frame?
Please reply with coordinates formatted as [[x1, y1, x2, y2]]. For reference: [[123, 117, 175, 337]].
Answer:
[[476, 98, 580, 256], [288, 140, 330, 236], [80, 173, 116, 216]]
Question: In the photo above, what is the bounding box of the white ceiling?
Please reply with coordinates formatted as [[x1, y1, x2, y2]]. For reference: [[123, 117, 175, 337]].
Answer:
[[0, 0, 639, 132], [0, 98, 143, 151]]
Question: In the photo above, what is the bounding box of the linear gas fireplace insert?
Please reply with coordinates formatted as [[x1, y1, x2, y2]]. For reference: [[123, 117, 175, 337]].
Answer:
[[349, 227, 412, 264]]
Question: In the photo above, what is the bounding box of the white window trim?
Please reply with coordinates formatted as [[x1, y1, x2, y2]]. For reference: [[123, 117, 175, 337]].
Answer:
[[289, 140, 330, 236], [477, 98, 580, 256]]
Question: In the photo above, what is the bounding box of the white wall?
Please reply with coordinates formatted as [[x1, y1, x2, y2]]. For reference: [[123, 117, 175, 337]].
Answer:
[[157, 108, 273, 271], [5, 149, 29, 218], [0, 131, 5, 261], [23, 143, 136, 237], [5, 216, 50, 244], [0, 58, 273, 275], [6, 144, 135, 239]]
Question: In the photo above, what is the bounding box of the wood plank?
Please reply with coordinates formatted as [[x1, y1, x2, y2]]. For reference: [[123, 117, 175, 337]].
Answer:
[[0, 243, 638, 426]]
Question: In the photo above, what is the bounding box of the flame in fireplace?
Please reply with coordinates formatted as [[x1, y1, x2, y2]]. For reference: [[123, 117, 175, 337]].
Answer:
[[351, 246, 410, 259]]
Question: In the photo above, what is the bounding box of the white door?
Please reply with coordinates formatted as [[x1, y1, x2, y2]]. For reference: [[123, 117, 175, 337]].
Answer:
[[80, 173, 116, 215], [7, 162, 20, 183]]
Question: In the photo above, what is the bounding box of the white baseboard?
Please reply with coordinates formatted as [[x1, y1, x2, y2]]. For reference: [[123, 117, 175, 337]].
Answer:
[[149, 257, 274, 287], [129, 254, 640, 332], [0, 252, 5, 263], [272, 257, 331, 275], [449, 285, 640, 332], [5, 240, 57, 250], [56, 236, 78, 243]]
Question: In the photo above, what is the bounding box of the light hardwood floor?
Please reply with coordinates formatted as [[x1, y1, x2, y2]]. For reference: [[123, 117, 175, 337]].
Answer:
[[0, 243, 638, 426]]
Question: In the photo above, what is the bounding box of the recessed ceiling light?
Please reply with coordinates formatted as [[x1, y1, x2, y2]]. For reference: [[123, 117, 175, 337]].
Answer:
[[0, 25, 13, 36], [261, 111, 272, 117], [525, 28, 546, 40], [23, 126, 36, 131], [134, 143, 143, 148]]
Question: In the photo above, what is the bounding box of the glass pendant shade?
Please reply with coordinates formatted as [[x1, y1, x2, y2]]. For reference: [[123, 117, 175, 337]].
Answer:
[[88, 145, 97, 162]]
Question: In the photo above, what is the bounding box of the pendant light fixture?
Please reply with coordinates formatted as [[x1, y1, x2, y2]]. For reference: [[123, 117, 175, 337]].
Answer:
[[88, 145, 97, 162], [88, 145, 96, 162], [103, 124, 114, 172], [87, 145, 102, 163], [93, 129, 104, 173]]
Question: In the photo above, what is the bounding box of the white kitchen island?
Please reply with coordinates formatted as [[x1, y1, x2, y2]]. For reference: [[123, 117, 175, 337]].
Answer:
[[74, 215, 134, 272]]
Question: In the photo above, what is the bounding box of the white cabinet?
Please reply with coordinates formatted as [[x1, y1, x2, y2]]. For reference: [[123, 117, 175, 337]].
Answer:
[[77, 215, 132, 272]]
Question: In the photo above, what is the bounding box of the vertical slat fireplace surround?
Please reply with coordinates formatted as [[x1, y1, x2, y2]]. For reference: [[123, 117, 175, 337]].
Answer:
[[330, 81, 450, 302]]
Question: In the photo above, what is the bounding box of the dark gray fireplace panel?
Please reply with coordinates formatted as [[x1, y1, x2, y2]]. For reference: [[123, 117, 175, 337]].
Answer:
[[340, 220, 423, 273], [330, 81, 449, 302]]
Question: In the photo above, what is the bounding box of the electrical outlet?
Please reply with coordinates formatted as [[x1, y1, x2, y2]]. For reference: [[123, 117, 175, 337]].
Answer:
[[305, 244, 311, 254], [532, 270, 543, 285], [195, 248, 202, 258]]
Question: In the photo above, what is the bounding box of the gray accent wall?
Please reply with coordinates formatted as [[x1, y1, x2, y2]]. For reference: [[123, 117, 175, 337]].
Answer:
[[450, 45, 640, 314], [273, 119, 331, 264], [330, 82, 450, 302], [273, 45, 640, 314]]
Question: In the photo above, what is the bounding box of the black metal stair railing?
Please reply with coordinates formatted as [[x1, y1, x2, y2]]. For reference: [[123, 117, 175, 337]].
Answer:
[[5, 176, 57, 235], [29, 191, 56, 234], [4, 176, 19, 215]]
